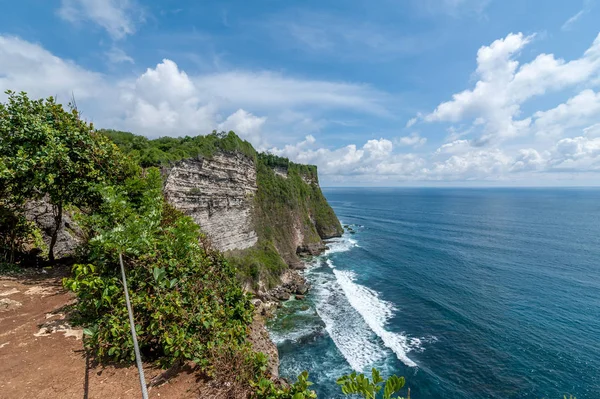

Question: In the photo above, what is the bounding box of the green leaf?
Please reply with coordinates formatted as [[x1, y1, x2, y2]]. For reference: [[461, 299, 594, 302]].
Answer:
[[82, 328, 95, 336]]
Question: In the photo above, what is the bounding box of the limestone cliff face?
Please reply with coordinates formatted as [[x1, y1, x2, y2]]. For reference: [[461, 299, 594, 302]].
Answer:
[[163, 153, 258, 252], [163, 150, 343, 288]]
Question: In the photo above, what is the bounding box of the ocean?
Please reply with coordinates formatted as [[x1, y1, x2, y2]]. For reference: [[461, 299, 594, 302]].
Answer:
[[267, 188, 600, 399]]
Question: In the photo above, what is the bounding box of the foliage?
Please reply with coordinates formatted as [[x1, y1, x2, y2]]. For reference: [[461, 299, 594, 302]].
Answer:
[[229, 240, 288, 288], [337, 369, 408, 399], [0, 261, 25, 276], [101, 129, 257, 167], [0, 205, 46, 263], [250, 160, 342, 285], [104, 129, 342, 288], [258, 152, 319, 184], [252, 371, 317, 399], [63, 168, 254, 371], [0, 91, 133, 261]]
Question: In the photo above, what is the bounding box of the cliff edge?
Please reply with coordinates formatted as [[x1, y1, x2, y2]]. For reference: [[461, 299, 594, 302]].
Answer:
[[161, 141, 342, 291]]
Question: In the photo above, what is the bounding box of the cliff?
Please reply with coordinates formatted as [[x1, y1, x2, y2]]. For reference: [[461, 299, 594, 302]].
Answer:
[[164, 154, 258, 251], [161, 143, 343, 290], [103, 129, 342, 287]]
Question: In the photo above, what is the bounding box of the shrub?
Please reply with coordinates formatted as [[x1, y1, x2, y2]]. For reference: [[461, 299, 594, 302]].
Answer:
[[252, 371, 317, 399], [337, 369, 408, 399], [64, 168, 254, 371]]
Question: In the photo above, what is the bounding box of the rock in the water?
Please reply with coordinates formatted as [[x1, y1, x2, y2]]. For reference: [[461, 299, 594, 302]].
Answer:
[[274, 291, 291, 301], [295, 294, 305, 300], [296, 242, 326, 256], [295, 284, 309, 295]]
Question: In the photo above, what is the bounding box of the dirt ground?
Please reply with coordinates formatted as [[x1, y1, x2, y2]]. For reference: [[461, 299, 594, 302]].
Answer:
[[0, 268, 245, 399]]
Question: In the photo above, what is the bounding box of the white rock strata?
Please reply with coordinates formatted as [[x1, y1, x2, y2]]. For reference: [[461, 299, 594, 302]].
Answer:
[[164, 153, 258, 252]]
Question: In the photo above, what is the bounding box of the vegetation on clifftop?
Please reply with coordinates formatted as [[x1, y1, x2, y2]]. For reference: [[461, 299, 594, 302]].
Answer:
[[102, 129, 257, 167], [102, 129, 343, 289]]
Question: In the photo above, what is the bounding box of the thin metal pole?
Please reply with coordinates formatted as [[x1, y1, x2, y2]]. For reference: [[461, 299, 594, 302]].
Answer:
[[119, 253, 149, 399]]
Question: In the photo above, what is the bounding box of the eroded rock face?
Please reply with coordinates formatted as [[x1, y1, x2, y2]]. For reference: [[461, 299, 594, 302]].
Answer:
[[24, 199, 83, 259], [164, 153, 258, 252]]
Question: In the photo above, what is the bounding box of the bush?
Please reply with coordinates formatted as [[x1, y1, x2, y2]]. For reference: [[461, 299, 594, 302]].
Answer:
[[337, 369, 408, 399], [64, 168, 254, 371], [252, 371, 317, 399]]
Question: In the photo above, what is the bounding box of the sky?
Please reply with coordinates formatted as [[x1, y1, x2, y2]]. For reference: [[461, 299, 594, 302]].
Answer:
[[1, 1, 600, 186]]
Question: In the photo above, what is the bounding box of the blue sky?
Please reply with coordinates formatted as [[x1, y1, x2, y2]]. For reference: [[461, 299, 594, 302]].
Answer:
[[1, 0, 600, 186]]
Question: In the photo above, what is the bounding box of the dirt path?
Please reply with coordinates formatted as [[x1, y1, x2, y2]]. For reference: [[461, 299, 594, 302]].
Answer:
[[0, 269, 239, 399]]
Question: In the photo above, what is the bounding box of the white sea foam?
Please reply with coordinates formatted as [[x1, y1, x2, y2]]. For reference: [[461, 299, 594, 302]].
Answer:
[[311, 271, 386, 371], [324, 235, 359, 255], [332, 269, 418, 368], [302, 231, 421, 371]]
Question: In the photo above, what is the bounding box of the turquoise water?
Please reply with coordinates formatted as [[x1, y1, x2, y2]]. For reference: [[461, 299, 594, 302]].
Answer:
[[267, 188, 600, 398]]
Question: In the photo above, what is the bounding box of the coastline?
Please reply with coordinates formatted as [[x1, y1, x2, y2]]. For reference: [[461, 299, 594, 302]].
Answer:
[[250, 264, 313, 379]]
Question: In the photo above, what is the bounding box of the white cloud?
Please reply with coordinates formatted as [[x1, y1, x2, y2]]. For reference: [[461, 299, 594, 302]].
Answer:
[[397, 133, 427, 147], [0, 36, 106, 101], [58, 0, 144, 40], [119, 59, 218, 136], [533, 89, 600, 137], [583, 123, 600, 138], [0, 35, 389, 144], [405, 117, 418, 128], [427, 149, 513, 180], [511, 149, 544, 172], [548, 136, 600, 170], [562, 10, 586, 31], [105, 47, 134, 64], [561, 1, 593, 31], [193, 71, 390, 116], [434, 139, 472, 155], [217, 109, 267, 146], [424, 32, 600, 143], [270, 137, 421, 177], [4, 34, 600, 184]]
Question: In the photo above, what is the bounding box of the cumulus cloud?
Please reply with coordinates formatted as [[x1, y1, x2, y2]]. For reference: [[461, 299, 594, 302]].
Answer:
[[4, 33, 600, 184], [58, 0, 144, 39], [269, 137, 423, 178], [217, 109, 267, 147], [424, 32, 600, 142], [116, 60, 221, 137], [0, 35, 389, 141], [0, 36, 107, 101], [548, 136, 600, 171], [434, 139, 472, 155], [532, 90, 600, 138], [396, 133, 427, 147]]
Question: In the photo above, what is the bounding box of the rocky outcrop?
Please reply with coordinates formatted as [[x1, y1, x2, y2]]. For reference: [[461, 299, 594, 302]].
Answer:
[[163, 153, 258, 252], [257, 269, 310, 304], [24, 199, 83, 259], [296, 242, 326, 257]]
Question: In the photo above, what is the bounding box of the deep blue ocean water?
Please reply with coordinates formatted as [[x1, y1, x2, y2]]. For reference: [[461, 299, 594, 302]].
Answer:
[[267, 188, 600, 399]]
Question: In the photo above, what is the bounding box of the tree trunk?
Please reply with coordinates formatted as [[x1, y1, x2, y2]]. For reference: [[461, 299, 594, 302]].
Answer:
[[48, 202, 63, 263]]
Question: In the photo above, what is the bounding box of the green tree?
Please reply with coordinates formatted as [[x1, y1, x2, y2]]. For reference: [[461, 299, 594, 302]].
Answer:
[[0, 91, 131, 261]]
